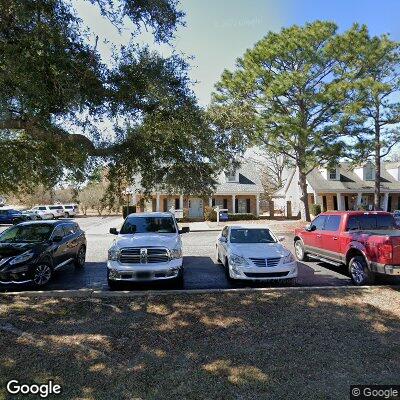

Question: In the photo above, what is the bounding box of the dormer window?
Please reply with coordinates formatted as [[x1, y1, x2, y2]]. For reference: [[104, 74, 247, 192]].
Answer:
[[365, 164, 374, 181], [329, 168, 338, 180], [225, 170, 238, 182]]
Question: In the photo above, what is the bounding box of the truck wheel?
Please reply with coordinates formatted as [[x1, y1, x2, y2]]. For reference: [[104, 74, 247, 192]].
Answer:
[[349, 256, 375, 286], [294, 240, 309, 261]]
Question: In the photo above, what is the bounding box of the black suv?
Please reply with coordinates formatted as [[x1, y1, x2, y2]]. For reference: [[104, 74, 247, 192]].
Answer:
[[0, 220, 86, 288]]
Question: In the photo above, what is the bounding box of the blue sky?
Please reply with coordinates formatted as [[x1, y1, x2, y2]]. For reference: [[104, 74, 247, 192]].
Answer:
[[75, 0, 400, 106]]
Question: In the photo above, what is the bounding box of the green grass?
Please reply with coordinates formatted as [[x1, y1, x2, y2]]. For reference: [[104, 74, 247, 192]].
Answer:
[[0, 288, 399, 400]]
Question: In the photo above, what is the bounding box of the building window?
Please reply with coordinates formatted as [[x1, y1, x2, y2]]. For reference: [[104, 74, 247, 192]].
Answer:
[[365, 165, 374, 181], [329, 169, 337, 180], [225, 171, 237, 182]]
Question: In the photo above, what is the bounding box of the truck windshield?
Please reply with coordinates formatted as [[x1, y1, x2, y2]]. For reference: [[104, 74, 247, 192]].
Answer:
[[347, 215, 396, 231], [120, 217, 177, 234], [230, 228, 276, 243]]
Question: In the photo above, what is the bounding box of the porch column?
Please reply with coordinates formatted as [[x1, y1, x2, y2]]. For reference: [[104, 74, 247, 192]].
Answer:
[[179, 195, 184, 209], [336, 193, 344, 211], [209, 197, 212, 207], [256, 194, 260, 217], [314, 191, 322, 205], [382, 192, 389, 211], [156, 194, 160, 211], [357, 192, 362, 207], [232, 194, 236, 213]]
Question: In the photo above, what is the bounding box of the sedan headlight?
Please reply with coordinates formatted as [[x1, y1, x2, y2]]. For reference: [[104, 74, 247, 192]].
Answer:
[[282, 253, 295, 264], [170, 246, 182, 259], [229, 254, 248, 267], [9, 251, 34, 265], [108, 247, 120, 261]]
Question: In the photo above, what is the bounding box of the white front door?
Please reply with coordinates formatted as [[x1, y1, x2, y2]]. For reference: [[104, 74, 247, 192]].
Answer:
[[188, 198, 203, 218]]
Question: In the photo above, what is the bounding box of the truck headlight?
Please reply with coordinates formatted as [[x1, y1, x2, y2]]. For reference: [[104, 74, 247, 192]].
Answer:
[[9, 251, 34, 266], [108, 248, 120, 261], [282, 253, 295, 264], [170, 246, 182, 259], [229, 254, 248, 267]]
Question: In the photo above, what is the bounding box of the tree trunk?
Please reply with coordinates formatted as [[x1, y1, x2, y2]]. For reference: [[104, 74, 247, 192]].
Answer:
[[374, 120, 381, 210], [298, 167, 311, 222]]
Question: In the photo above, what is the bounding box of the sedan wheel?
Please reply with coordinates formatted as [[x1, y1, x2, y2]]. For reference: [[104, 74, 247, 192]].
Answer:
[[215, 246, 221, 264], [33, 264, 52, 287]]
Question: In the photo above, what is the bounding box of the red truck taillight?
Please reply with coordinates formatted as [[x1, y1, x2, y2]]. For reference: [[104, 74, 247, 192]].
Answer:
[[378, 242, 393, 264]]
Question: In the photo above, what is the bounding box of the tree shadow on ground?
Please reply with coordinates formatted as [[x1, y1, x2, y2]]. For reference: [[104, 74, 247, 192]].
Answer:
[[0, 287, 399, 400]]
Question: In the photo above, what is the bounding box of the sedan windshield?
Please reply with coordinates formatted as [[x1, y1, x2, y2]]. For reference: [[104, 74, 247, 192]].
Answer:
[[0, 224, 53, 243], [230, 228, 276, 244], [120, 217, 177, 234]]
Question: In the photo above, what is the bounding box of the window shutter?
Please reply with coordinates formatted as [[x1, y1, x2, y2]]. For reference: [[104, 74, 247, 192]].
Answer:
[[246, 199, 251, 213]]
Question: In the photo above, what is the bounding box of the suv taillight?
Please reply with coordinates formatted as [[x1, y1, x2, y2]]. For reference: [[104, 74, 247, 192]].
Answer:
[[378, 241, 393, 264]]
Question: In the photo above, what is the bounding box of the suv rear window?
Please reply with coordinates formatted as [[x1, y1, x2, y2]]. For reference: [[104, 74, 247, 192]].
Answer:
[[347, 214, 396, 230]]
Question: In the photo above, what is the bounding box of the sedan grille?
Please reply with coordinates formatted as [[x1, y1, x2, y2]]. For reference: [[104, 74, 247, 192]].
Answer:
[[249, 257, 281, 268], [119, 247, 170, 264], [244, 271, 289, 278]]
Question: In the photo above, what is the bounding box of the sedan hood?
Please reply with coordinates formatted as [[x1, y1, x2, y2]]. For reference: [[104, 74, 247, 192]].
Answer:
[[0, 242, 41, 257], [229, 243, 289, 258], [115, 233, 180, 249]]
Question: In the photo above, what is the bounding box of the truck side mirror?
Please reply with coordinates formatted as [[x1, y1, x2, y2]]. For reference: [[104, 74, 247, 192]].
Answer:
[[179, 227, 190, 234], [109, 228, 119, 235]]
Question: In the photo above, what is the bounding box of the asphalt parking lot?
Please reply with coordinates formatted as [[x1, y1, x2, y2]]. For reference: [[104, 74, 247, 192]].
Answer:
[[0, 216, 366, 291]]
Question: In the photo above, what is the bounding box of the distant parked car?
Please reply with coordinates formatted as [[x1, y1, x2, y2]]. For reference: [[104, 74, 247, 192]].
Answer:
[[29, 206, 53, 220], [31, 205, 64, 219], [0, 208, 30, 225], [60, 204, 79, 218], [0, 220, 86, 288], [215, 225, 297, 284], [21, 210, 41, 220]]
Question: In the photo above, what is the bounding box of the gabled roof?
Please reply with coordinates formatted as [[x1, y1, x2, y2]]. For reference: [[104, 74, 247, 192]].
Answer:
[[214, 161, 264, 194], [306, 162, 400, 192], [128, 161, 264, 195]]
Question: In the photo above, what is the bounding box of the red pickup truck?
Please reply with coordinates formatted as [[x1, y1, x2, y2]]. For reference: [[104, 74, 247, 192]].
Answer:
[[294, 211, 400, 285]]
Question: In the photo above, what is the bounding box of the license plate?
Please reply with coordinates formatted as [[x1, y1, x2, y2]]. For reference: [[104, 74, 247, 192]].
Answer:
[[136, 271, 151, 279]]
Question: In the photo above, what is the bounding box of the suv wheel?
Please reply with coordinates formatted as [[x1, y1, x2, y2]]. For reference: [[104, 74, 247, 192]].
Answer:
[[294, 240, 309, 261], [64, 212, 70, 218], [32, 264, 53, 287], [74, 246, 86, 268], [349, 256, 375, 286]]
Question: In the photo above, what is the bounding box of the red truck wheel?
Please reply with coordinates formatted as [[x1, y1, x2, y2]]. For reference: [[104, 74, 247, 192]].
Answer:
[[294, 240, 309, 261], [349, 256, 375, 286]]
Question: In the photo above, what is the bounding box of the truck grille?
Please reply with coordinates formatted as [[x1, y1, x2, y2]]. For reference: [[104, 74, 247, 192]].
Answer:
[[249, 257, 281, 268], [119, 247, 170, 264]]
